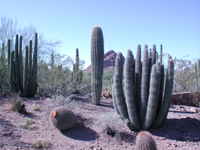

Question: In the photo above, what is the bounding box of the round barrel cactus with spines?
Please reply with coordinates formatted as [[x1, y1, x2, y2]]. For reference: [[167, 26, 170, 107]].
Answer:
[[113, 45, 174, 130], [50, 107, 77, 131], [91, 25, 104, 105], [136, 131, 157, 150]]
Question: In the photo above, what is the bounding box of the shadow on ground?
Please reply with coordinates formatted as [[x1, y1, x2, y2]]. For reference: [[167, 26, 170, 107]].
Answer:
[[150, 117, 200, 142], [61, 122, 99, 141]]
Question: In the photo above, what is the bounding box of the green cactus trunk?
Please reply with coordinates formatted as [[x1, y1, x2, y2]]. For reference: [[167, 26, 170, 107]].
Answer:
[[28, 33, 38, 97], [14, 34, 20, 92], [19, 36, 23, 93], [10, 51, 15, 92], [91, 25, 104, 105], [24, 46, 29, 96], [7, 39, 11, 73]]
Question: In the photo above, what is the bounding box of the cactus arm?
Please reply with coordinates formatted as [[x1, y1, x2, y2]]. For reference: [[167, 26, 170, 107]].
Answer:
[[19, 35, 23, 93], [152, 44, 156, 64], [160, 44, 162, 64], [28, 40, 32, 82], [28, 33, 38, 97], [140, 46, 149, 123], [124, 50, 141, 130], [135, 44, 142, 110], [76, 48, 79, 73], [7, 39, 11, 72], [112, 82, 120, 115], [156, 64, 164, 116], [142, 64, 158, 129], [113, 52, 129, 120], [10, 51, 15, 92], [24, 46, 29, 96], [151, 55, 174, 128], [14, 34, 20, 92], [91, 26, 104, 105]]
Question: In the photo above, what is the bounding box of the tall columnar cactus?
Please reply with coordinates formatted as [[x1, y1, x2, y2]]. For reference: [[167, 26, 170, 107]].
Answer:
[[7, 39, 11, 72], [76, 48, 79, 73], [113, 45, 174, 130], [91, 25, 104, 105], [9, 33, 38, 97], [136, 131, 157, 150]]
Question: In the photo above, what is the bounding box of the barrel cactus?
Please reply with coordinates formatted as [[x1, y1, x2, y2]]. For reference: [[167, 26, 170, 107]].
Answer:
[[113, 45, 174, 130], [50, 107, 77, 131], [91, 25, 104, 105], [136, 131, 157, 150]]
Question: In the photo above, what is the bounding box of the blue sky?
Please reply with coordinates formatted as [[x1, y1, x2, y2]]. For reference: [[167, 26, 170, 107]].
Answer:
[[0, 0, 199, 68]]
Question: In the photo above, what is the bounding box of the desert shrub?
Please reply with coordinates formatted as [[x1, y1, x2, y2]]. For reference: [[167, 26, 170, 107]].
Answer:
[[78, 71, 91, 95], [18, 118, 38, 130], [31, 138, 50, 149], [95, 113, 123, 139], [37, 60, 71, 97], [0, 44, 9, 94], [102, 70, 114, 92], [173, 57, 198, 93], [11, 96, 22, 113]]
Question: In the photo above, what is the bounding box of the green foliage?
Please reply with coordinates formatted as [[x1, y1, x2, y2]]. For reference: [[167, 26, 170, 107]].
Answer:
[[136, 131, 157, 150], [37, 60, 71, 97], [113, 45, 174, 131], [0, 43, 10, 93], [91, 25, 104, 105], [102, 70, 114, 92], [11, 96, 21, 113], [50, 106, 77, 131], [173, 57, 199, 93]]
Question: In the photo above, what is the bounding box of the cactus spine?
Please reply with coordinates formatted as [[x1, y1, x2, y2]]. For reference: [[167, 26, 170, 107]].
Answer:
[[113, 45, 174, 130], [91, 25, 104, 105], [136, 131, 157, 150]]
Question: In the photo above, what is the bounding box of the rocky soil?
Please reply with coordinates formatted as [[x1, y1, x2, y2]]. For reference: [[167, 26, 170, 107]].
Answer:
[[0, 95, 200, 150]]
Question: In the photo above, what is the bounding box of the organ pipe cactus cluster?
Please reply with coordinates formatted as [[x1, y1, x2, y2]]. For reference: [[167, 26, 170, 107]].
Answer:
[[10, 33, 38, 97], [113, 45, 174, 130], [91, 25, 104, 105]]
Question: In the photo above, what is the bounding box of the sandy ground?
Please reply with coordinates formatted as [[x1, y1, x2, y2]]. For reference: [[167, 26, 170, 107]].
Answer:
[[0, 95, 200, 150]]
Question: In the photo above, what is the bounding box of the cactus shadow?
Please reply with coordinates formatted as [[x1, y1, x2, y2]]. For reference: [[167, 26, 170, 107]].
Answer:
[[61, 122, 99, 141], [149, 117, 200, 142]]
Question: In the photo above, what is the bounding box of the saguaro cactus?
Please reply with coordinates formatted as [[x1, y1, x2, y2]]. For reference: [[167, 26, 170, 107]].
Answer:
[[91, 25, 104, 105], [113, 45, 174, 130]]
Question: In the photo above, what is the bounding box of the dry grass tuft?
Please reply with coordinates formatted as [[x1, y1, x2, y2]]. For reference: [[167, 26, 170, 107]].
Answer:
[[31, 138, 50, 149], [33, 104, 42, 111], [18, 118, 38, 130]]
